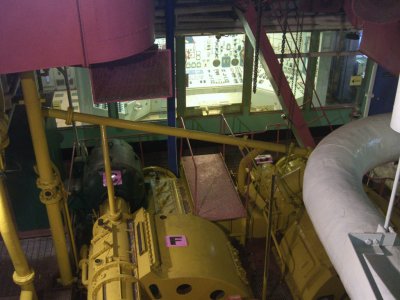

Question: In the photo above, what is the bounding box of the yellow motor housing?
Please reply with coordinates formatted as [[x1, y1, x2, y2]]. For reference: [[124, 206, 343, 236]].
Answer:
[[80, 199, 140, 300], [135, 209, 252, 299], [80, 203, 252, 300]]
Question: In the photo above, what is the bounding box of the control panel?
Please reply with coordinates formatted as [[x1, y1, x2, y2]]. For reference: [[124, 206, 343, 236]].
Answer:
[[185, 34, 288, 92]]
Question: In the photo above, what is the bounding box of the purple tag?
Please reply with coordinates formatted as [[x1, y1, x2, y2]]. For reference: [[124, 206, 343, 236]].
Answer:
[[165, 235, 188, 247], [102, 170, 123, 187]]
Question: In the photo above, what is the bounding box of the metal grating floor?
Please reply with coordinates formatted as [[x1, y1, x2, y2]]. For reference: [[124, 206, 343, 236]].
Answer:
[[0, 236, 72, 300]]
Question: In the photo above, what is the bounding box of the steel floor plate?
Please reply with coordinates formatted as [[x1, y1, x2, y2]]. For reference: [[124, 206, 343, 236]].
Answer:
[[181, 153, 246, 221], [0, 236, 72, 300]]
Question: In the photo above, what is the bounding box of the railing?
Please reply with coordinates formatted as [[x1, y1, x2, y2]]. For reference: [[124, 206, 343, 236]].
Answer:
[[219, 114, 285, 160], [220, 113, 246, 159], [179, 117, 198, 214], [219, 114, 287, 209]]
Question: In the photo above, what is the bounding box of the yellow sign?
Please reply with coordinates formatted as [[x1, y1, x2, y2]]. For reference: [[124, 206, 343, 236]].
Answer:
[[350, 75, 362, 86]]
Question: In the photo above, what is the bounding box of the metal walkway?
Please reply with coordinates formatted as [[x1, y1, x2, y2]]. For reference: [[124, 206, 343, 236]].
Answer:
[[181, 153, 246, 221]]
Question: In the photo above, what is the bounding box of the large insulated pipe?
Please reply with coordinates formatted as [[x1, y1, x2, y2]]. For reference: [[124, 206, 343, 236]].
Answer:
[[303, 113, 400, 299]]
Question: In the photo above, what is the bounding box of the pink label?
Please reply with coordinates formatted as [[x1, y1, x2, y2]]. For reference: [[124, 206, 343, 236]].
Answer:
[[102, 170, 123, 187], [165, 235, 188, 247]]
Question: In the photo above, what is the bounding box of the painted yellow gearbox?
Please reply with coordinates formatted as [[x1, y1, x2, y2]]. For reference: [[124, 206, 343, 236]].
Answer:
[[134, 209, 252, 300]]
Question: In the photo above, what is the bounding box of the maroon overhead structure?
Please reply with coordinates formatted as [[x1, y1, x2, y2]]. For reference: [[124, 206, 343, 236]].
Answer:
[[236, 1, 315, 148], [0, 0, 154, 74], [344, 0, 400, 75], [299, 0, 344, 13], [91, 50, 172, 103]]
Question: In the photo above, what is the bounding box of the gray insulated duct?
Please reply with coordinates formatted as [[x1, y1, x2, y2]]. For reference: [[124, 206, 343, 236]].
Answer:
[[303, 114, 400, 299]]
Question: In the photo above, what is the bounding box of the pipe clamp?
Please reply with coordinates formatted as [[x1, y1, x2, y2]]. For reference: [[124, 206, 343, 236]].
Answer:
[[13, 270, 35, 286]]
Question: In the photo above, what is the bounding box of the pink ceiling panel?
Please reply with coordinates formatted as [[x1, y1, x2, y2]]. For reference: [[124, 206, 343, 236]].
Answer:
[[360, 22, 400, 75], [345, 0, 400, 75], [79, 0, 154, 64], [0, 0, 83, 74], [0, 0, 154, 74]]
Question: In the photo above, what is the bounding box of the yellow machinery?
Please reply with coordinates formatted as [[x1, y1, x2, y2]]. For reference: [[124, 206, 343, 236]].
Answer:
[[238, 151, 346, 299], [80, 199, 138, 299], [79, 127, 252, 300], [80, 197, 252, 300], [237, 149, 398, 300], [16, 74, 346, 299], [18, 72, 397, 300]]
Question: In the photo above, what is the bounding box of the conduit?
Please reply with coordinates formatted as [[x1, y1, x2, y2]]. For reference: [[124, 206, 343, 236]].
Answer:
[[303, 113, 400, 299]]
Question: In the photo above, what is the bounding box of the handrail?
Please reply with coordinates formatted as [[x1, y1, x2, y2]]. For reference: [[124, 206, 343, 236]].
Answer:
[[179, 117, 198, 214], [43, 108, 311, 156], [220, 113, 246, 159]]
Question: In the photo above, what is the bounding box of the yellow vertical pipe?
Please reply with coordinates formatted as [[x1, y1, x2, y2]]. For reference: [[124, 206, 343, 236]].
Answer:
[[100, 125, 120, 221], [0, 157, 37, 300], [21, 72, 73, 285], [20, 290, 34, 300]]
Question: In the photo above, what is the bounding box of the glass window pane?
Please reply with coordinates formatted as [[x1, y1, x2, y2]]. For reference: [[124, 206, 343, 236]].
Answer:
[[313, 31, 364, 107], [251, 32, 311, 112], [185, 34, 244, 116]]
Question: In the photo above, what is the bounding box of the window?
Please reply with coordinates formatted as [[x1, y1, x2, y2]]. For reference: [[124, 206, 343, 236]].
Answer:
[[185, 34, 245, 116], [251, 32, 311, 112], [312, 31, 365, 107]]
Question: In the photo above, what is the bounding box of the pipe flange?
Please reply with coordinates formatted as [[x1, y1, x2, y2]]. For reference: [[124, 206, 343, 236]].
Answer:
[[39, 187, 62, 205], [36, 176, 59, 191], [35, 164, 63, 192], [13, 270, 35, 286]]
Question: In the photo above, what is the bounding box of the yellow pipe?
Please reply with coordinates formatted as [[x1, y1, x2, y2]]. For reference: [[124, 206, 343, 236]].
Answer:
[[52, 163, 79, 270], [100, 125, 120, 221], [21, 72, 74, 286], [0, 160, 37, 300], [43, 108, 311, 156], [20, 290, 33, 300]]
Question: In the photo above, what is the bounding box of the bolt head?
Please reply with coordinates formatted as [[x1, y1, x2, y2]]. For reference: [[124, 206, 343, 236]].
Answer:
[[364, 239, 373, 245]]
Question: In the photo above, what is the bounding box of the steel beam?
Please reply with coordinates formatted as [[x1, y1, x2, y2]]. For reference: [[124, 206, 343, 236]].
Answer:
[[236, 3, 315, 148]]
